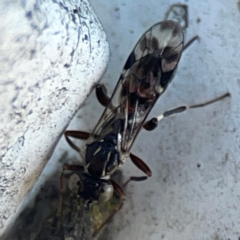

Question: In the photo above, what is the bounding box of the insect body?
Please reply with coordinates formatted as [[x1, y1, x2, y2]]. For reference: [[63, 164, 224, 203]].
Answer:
[[63, 20, 229, 210], [63, 20, 185, 206]]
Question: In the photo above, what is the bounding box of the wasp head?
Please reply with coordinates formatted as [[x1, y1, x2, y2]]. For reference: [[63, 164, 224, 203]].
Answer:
[[69, 173, 114, 209]]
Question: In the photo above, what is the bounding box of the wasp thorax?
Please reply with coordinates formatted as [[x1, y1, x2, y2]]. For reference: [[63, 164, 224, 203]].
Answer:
[[85, 134, 120, 178]]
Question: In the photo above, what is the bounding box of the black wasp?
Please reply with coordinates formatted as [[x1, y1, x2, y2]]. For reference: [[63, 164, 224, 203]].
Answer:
[[61, 20, 229, 236]]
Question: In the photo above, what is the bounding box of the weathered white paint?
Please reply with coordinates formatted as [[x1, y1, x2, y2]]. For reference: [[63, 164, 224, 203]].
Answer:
[[0, 0, 109, 236]]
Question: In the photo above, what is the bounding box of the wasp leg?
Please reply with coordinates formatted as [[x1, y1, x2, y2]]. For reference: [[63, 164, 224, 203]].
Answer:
[[57, 172, 66, 217], [65, 130, 90, 152], [95, 83, 110, 107], [129, 153, 152, 176], [121, 153, 152, 187], [123, 176, 148, 187], [62, 164, 85, 172], [183, 35, 199, 51], [144, 92, 230, 131], [96, 83, 115, 110], [143, 117, 158, 131], [111, 179, 126, 200]]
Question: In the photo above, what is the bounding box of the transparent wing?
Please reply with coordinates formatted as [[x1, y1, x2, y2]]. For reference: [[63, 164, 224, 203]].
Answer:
[[91, 20, 184, 153]]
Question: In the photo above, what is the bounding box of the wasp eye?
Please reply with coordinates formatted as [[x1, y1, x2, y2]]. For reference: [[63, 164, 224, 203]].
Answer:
[[98, 182, 114, 203]]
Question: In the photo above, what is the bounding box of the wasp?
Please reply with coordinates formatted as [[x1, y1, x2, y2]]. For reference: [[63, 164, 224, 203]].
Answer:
[[61, 20, 229, 236]]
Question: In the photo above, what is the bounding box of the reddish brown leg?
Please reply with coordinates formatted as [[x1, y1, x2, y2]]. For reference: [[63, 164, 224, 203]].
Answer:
[[62, 164, 85, 172], [143, 118, 158, 131], [65, 130, 90, 152], [111, 179, 126, 200], [95, 83, 115, 110], [129, 153, 152, 177], [95, 83, 110, 107], [121, 153, 152, 187], [123, 176, 148, 187]]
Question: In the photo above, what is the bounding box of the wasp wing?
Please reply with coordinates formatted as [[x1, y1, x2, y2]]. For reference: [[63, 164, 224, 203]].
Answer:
[[91, 20, 184, 154]]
